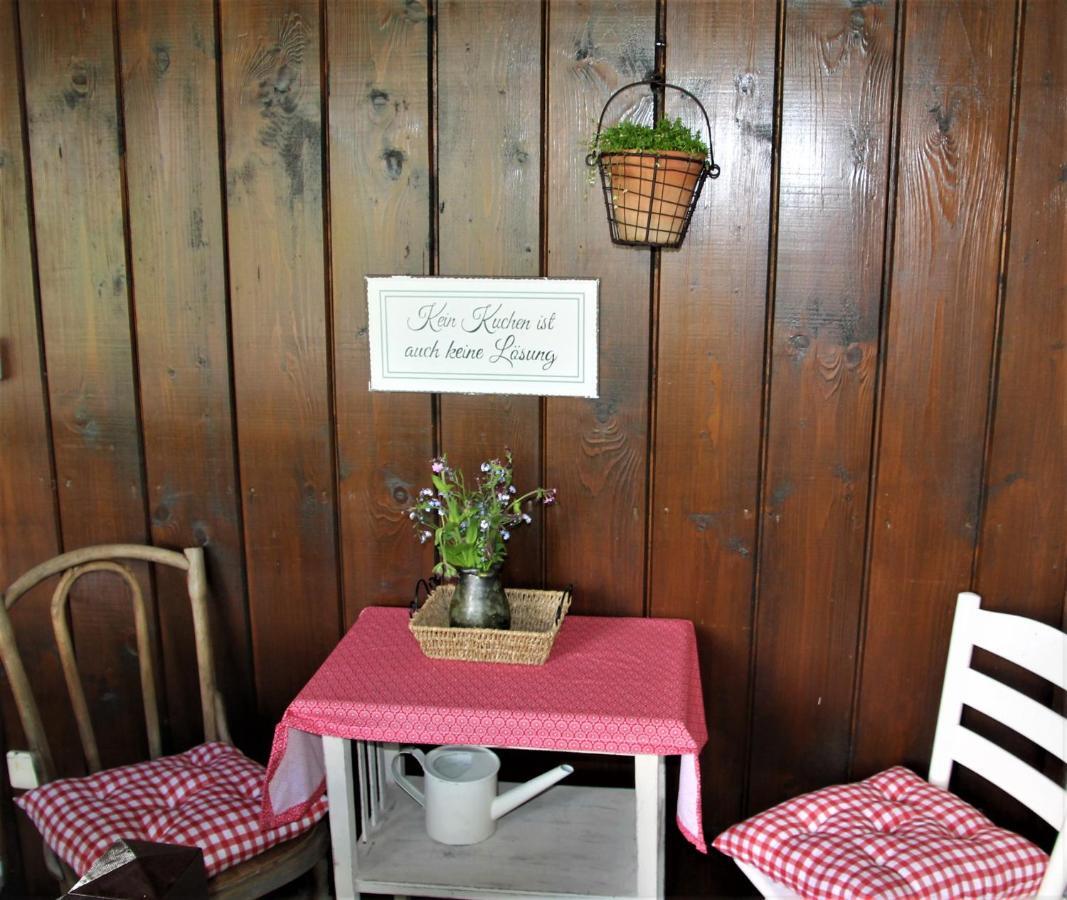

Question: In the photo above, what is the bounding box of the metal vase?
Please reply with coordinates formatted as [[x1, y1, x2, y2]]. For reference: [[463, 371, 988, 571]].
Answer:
[[449, 568, 511, 630]]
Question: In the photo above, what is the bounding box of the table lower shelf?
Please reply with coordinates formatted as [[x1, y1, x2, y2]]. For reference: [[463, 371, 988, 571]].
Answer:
[[355, 780, 639, 899]]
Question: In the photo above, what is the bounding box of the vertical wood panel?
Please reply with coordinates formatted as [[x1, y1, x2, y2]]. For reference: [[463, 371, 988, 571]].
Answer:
[[20, 0, 152, 768], [976, 0, 1064, 622], [0, 0, 61, 723], [0, 0, 65, 888], [118, 0, 253, 750], [853, 0, 1016, 776], [328, 0, 433, 625], [545, 0, 654, 615], [436, 0, 543, 587], [965, 0, 1065, 839], [0, 1, 55, 586], [220, 0, 339, 721], [652, 0, 774, 882], [748, 0, 896, 811]]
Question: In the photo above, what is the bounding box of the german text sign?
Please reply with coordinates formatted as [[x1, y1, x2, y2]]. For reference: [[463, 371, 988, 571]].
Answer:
[[366, 276, 598, 397]]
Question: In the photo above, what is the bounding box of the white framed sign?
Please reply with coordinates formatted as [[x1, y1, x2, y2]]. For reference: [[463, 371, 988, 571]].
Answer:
[[366, 276, 598, 397]]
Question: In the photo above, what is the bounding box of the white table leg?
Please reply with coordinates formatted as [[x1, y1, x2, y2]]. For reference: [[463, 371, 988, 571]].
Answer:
[[635, 754, 665, 899], [324, 735, 360, 900], [355, 740, 370, 839]]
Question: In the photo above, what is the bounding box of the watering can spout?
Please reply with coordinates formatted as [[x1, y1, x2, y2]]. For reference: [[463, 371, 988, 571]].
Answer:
[[491, 764, 574, 820]]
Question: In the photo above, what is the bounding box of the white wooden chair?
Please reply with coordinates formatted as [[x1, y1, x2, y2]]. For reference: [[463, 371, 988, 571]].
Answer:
[[0, 544, 329, 898], [732, 592, 1066, 899]]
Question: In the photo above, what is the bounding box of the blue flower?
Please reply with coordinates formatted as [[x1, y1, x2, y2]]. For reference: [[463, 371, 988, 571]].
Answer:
[[480, 462, 491, 473], [501, 529, 510, 541], [479, 519, 489, 531]]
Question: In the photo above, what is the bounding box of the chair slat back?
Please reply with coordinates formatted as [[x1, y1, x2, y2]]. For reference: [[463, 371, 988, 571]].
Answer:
[[961, 668, 1065, 759], [968, 601, 1067, 689], [949, 729, 1065, 829], [0, 545, 223, 783], [50, 562, 162, 772], [930, 592, 1067, 897]]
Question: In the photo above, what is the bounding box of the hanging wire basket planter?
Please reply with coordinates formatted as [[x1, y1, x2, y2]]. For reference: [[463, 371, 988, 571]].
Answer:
[[586, 79, 720, 249]]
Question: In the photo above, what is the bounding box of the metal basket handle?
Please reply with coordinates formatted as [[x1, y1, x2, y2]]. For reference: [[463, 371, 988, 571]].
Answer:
[[555, 584, 574, 625], [410, 573, 444, 618], [587, 78, 720, 178]]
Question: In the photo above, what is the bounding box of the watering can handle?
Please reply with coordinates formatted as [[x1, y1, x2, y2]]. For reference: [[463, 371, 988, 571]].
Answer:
[[391, 747, 427, 807], [587, 78, 720, 178]]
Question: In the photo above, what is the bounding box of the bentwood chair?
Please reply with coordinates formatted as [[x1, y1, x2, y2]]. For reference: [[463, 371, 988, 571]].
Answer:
[[714, 592, 1066, 899], [0, 544, 329, 898]]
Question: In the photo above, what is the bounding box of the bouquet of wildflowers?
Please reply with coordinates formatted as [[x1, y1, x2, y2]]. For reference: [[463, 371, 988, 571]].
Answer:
[[408, 451, 557, 578]]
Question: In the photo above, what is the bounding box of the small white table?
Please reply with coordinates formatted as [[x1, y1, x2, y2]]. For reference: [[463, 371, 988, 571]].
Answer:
[[263, 608, 706, 899], [324, 738, 665, 899]]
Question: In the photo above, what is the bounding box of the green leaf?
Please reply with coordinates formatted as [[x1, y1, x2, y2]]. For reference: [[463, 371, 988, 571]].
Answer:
[[406, 451, 558, 577], [594, 117, 708, 156]]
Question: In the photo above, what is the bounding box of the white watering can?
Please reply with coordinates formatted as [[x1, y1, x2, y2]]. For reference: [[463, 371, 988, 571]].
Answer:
[[391, 745, 574, 845]]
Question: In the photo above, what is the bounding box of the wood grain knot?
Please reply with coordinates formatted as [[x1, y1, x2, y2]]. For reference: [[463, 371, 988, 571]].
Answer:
[[574, 27, 596, 62], [928, 99, 958, 136], [153, 43, 171, 76], [63, 61, 93, 108], [688, 512, 716, 533], [402, 0, 428, 24], [381, 148, 406, 179], [241, 13, 319, 200], [593, 398, 617, 423], [788, 334, 811, 363]]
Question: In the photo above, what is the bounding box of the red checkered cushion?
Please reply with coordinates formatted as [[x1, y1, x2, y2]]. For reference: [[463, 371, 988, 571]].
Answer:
[[16, 742, 327, 878], [714, 767, 1048, 899]]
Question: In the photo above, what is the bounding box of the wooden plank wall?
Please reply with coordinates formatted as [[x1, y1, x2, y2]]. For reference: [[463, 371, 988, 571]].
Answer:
[[1, 0, 1063, 895]]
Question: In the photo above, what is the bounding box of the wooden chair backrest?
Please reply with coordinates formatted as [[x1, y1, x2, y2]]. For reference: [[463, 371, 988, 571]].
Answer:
[[0, 544, 226, 783], [929, 591, 1066, 897]]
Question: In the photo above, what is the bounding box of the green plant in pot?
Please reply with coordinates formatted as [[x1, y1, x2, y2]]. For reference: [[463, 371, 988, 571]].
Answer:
[[590, 117, 710, 246], [407, 451, 557, 630]]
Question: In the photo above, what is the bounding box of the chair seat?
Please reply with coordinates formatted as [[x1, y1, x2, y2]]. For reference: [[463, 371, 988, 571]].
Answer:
[[713, 767, 1048, 899], [16, 741, 328, 879]]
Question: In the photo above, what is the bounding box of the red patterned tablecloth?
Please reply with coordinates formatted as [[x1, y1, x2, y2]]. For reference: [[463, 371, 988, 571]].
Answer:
[[262, 606, 708, 852]]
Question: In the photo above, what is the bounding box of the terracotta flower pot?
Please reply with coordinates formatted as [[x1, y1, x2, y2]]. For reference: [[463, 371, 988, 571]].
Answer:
[[601, 150, 706, 246]]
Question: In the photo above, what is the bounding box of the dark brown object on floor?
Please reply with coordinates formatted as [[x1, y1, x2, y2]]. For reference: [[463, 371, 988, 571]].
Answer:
[[65, 840, 207, 900]]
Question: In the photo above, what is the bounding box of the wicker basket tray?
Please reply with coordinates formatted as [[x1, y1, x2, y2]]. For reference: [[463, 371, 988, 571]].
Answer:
[[409, 586, 571, 665]]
